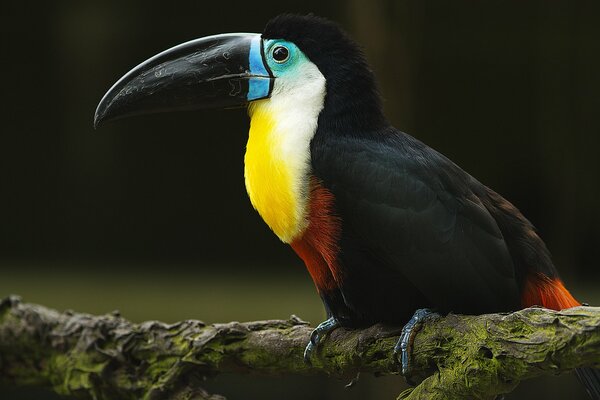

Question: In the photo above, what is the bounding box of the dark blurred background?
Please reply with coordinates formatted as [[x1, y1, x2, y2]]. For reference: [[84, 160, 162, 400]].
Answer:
[[2, 1, 599, 399]]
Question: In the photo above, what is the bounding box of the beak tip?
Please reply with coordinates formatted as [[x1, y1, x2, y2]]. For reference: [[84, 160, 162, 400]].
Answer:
[[93, 111, 103, 130], [93, 101, 111, 130]]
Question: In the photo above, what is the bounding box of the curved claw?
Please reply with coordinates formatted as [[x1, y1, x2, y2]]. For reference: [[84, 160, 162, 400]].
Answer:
[[303, 339, 316, 365], [303, 317, 339, 365], [393, 308, 439, 378]]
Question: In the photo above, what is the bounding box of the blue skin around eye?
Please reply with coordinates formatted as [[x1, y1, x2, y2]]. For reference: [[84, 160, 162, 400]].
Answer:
[[263, 39, 309, 78], [248, 36, 271, 101]]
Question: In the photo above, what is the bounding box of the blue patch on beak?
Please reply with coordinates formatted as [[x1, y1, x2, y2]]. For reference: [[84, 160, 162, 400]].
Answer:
[[247, 36, 273, 101]]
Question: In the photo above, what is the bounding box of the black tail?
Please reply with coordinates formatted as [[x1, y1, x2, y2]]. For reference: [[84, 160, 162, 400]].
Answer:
[[576, 368, 600, 400]]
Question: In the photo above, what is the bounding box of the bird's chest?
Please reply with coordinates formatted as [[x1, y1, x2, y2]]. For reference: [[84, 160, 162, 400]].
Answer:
[[244, 101, 313, 243]]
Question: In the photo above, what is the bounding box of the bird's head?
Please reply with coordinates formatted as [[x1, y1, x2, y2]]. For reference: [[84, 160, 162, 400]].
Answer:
[[94, 14, 386, 131]]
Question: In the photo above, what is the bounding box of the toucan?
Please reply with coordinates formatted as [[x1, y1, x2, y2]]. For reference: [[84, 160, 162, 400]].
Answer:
[[95, 14, 599, 398]]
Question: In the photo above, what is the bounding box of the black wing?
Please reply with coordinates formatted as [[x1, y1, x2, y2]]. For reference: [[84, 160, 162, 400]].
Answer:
[[311, 128, 521, 317]]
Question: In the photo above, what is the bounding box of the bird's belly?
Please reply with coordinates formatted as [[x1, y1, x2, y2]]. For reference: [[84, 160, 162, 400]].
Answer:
[[321, 231, 521, 326], [330, 248, 431, 326], [286, 178, 425, 326]]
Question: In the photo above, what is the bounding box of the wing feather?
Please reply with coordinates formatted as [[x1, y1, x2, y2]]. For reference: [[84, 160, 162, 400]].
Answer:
[[311, 129, 521, 313]]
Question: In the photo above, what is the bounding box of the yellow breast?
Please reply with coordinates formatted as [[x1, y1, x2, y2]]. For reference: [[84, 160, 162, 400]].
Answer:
[[244, 100, 308, 243]]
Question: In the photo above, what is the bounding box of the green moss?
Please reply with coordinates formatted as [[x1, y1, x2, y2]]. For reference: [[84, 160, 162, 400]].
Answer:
[[3, 299, 600, 400], [48, 352, 108, 395]]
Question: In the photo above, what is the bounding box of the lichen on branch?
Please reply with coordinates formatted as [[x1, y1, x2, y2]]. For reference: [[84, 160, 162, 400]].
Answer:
[[1, 295, 599, 400]]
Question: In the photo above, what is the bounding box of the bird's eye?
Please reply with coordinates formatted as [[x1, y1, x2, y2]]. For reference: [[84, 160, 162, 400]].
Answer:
[[272, 46, 289, 63]]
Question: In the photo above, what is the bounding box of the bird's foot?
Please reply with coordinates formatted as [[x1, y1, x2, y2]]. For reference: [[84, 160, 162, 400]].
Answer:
[[304, 317, 340, 365], [393, 308, 439, 379]]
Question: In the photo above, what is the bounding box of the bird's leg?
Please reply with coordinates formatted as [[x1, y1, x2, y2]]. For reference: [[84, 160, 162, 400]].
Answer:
[[303, 316, 340, 364], [393, 308, 440, 378]]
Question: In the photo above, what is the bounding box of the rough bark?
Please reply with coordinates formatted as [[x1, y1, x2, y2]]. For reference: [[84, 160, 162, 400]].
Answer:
[[1, 295, 599, 399]]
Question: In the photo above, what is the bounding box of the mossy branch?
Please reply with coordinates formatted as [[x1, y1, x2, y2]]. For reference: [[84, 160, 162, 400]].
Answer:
[[1, 295, 599, 400]]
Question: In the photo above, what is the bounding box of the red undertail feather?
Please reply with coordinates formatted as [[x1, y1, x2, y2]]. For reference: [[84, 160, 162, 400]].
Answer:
[[290, 178, 341, 293], [521, 272, 581, 310]]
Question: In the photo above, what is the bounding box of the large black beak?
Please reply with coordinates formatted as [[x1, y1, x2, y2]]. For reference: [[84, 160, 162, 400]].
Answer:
[[94, 33, 273, 128]]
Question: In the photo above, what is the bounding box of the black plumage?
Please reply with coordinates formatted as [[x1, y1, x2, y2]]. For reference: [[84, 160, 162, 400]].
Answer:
[[266, 18, 600, 393], [312, 129, 525, 325], [265, 14, 557, 326]]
